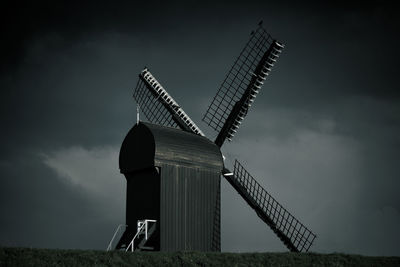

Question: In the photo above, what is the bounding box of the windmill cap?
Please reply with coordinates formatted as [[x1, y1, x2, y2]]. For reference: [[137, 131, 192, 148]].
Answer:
[[119, 122, 223, 174]]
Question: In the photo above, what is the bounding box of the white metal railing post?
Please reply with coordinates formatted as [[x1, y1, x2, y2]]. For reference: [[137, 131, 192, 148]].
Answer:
[[106, 224, 127, 251], [145, 221, 148, 240]]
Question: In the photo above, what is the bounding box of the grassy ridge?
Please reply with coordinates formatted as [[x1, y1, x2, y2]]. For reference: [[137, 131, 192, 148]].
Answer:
[[1, 247, 399, 267]]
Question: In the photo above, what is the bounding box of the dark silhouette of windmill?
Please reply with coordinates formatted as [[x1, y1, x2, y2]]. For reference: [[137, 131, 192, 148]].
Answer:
[[109, 22, 316, 252]]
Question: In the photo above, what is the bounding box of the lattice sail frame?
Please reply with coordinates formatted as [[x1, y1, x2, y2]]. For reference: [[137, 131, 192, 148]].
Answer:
[[203, 24, 284, 146], [232, 160, 316, 252], [133, 72, 178, 129], [133, 68, 204, 136]]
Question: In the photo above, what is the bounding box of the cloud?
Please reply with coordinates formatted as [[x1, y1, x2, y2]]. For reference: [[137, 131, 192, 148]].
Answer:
[[1, 1, 399, 255], [357, 206, 400, 256], [0, 151, 125, 249], [220, 107, 375, 254], [42, 146, 124, 211]]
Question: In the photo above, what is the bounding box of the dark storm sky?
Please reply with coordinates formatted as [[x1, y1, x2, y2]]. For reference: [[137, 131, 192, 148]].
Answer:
[[1, 1, 399, 256]]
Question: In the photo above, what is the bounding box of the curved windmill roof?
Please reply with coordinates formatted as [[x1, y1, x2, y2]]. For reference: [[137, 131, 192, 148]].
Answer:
[[119, 122, 223, 173]]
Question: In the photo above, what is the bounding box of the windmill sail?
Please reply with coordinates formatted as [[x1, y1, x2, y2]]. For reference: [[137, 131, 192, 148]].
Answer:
[[223, 160, 316, 252], [203, 23, 284, 147], [133, 68, 204, 136]]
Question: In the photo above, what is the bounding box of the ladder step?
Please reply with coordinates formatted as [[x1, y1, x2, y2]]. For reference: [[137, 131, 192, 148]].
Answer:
[[138, 246, 154, 250]]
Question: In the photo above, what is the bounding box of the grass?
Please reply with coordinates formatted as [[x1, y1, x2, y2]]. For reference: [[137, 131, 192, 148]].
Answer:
[[1, 247, 399, 267]]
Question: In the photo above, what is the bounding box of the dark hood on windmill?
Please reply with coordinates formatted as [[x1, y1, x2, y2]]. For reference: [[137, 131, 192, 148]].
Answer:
[[119, 122, 223, 173]]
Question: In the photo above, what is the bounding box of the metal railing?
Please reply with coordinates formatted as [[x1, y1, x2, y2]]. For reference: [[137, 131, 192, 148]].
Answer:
[[126, 219, 157, 252], [106, 224, 127, 251]]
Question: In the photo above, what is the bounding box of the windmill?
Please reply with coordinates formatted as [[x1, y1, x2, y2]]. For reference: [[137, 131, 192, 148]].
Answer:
[[110, 22, 316, 252]]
